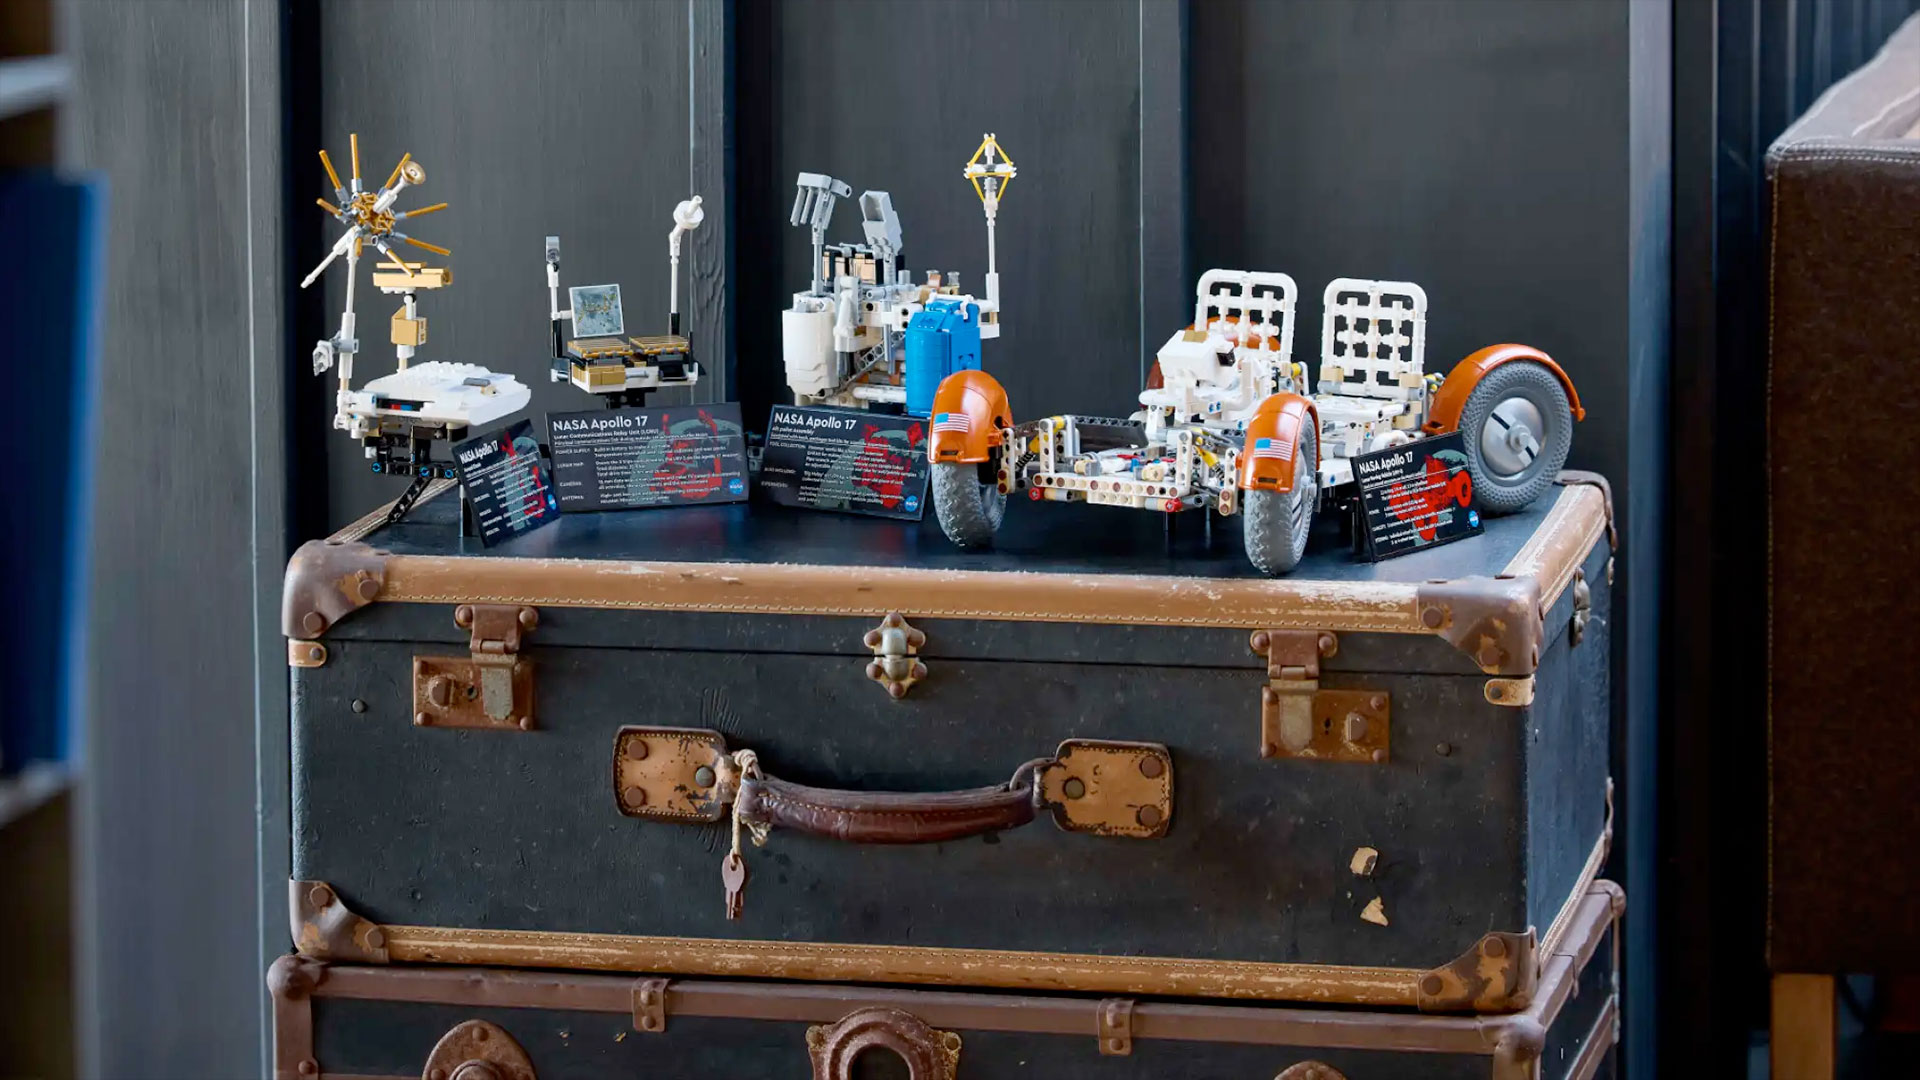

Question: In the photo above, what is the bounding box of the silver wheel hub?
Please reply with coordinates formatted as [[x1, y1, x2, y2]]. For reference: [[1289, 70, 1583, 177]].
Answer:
[[1481, 397, 1545, 478]]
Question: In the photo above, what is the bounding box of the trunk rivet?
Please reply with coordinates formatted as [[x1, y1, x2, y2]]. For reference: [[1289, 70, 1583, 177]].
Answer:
[[454, 605, 474, 627], [349, 698, 367, 714], [1421, 975, 1444, 996], [1135, 805, 1163, 828], [1436, 742, 1453, 756], [308, 885, 333, 909], [1421, 606, 1445, 629], [1370, 748, 1388, 764], [518, 716, 534, 731], [1317, 633, 1337, 657], [626, 739, 649, 761], [365, 927, 385, 949], [694, 766, 716, 789], [1138, 756, 1164, 779], [414, 712, 430, 726], [1062, 778, 1086, 800], [355, 573, 379, 601], [1483, 936, 1507, 958], [1248, 630, 1271, 655], [518, 607, 538, 629], [429, 1071, 447, 1080], [302, 611, 326, 635], [307, 645, 324, 663], [298, 1060, 318, 1076], [1369, 695, 1386, 711], [623, 786, 647, 807]]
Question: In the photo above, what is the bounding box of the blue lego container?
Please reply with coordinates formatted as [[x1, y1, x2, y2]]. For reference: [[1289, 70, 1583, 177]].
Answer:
[[903, 297, 982, 418]]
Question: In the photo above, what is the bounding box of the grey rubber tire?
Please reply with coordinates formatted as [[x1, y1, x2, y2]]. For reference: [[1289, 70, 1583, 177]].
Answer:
[[932, 458, 1005, 548], [1458, 361, 1573, 514], [1241, 425, 1316, 576]]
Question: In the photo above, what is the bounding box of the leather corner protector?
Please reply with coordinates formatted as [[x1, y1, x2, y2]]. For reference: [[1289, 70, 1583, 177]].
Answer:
[[265, 953, 328, 1002], [288, 640, 327, 668], [289, 880, 389, 963], [1415, 575, 1545, 676], [423, 1019, 536, 1080], [1593, 878, 1626, 919], [1554, 470, 1616, 550], [1484, 676, 1534, 707], [283, 539, 388, 640], [1416, 927, 1537, 1012], [1037, 740, 1172, 839], [613, 727, 730, 823]]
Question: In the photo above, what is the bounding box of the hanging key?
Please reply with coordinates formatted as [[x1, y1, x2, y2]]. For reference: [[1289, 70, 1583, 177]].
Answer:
[[721, 851, 748, 920]]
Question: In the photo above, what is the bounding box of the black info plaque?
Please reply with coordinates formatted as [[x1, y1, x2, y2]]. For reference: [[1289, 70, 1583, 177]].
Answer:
[[548, 403, 749, 512], [1352, 431, 1483, 562], [759, 406, 930, 520], [452, 419, 559, 547]]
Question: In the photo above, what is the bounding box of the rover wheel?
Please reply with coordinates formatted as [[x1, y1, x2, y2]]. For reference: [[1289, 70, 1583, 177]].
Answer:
[[931, 456, 1005, 548], [1242, 426, 1316, 576], [1458, 361, 1573, 514]]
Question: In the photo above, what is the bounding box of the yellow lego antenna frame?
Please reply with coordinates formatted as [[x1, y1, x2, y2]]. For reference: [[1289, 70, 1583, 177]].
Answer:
[[963, 133, 1017, 205]]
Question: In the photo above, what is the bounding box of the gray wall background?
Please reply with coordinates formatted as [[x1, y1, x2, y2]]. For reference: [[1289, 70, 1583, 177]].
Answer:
[[61, 1, 1668, 1074]]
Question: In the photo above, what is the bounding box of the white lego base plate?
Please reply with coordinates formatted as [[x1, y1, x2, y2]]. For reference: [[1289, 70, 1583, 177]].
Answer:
[[348, 361, 531, 429]]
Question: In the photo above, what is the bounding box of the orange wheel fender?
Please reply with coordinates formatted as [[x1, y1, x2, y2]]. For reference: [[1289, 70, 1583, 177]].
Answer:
[[929, 369, 1011, 464], [1423, 344, 1584, 436], [1238, 393, 1317, 493]]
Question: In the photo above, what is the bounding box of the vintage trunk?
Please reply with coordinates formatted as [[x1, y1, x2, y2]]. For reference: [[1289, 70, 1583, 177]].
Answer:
[[283, 474, 1612, 1013], [269, 882, 1619, 1080]]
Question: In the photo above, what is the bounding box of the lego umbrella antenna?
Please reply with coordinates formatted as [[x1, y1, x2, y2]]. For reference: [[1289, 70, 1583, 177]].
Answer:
[[962, 134, 1016, 313], [300, 134, 450, 400]]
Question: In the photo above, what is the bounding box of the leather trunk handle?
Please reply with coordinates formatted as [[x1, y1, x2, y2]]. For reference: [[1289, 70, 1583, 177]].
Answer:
[[736, 762, 1044, 845], [613, 727, 1174, 841]]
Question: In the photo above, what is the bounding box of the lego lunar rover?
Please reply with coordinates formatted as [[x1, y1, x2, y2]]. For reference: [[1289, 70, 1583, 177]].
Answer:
[[781, 135, 1015, 418], [927, 269, 1583, 575]]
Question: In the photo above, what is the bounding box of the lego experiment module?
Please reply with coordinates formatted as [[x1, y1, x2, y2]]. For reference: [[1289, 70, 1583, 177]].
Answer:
[[926, 269, 1582, 576], [782, 135, 1015, 417], [299, 134, 530, 496], [545, 196, 706, 407]]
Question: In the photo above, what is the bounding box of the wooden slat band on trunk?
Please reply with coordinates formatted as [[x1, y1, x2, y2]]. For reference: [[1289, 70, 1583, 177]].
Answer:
[[375, 928, 1421, 1006], [377, 555, 1431, 631], [1539, 786, 1615, 965], [1500, 484, 1609, 614], [297, 884, 1620, 1057]]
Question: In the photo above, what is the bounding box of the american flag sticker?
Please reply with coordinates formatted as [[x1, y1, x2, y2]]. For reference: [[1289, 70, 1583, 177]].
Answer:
[[932, 412, 972, 434], [1251, 436, 1294, 462]]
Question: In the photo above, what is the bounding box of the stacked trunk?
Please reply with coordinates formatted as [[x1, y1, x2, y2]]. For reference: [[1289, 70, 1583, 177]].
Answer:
[[274, 474, 1619, 1078]]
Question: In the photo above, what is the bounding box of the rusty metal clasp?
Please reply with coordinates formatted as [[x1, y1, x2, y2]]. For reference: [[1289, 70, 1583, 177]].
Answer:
[[412, 604, 538, 730], [1250, 630, 1390, 764]]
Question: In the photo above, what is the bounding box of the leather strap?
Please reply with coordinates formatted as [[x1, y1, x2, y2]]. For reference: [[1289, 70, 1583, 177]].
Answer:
[[737, 762, 1041, 844]]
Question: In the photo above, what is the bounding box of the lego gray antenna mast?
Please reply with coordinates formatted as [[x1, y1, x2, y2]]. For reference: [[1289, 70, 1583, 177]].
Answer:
[[791, 172, 852, 294]]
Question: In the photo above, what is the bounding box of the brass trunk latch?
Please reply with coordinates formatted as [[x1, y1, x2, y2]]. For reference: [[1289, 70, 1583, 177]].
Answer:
[[1250, 630, 1390, 764], [864, 612, 927, 699], [413, 604, 538, 730]]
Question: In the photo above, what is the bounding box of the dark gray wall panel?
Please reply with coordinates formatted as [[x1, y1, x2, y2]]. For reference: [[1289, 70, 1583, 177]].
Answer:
[[1189, 0, 1629, 491], [316, 0, 691, 524], [64, 0, 262, 1074], [737, 0, 1143, 424]]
